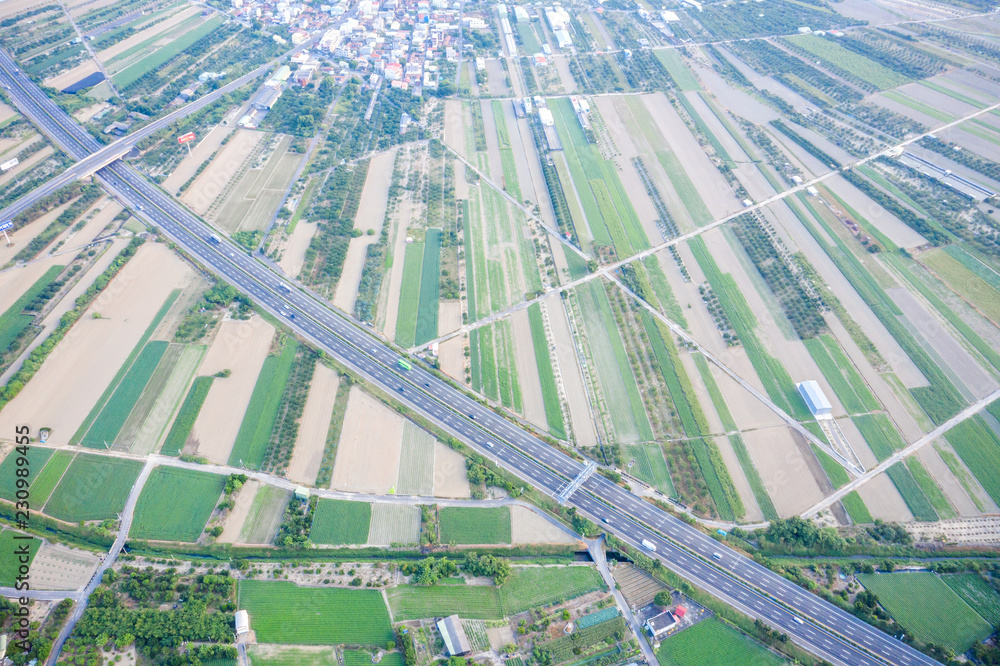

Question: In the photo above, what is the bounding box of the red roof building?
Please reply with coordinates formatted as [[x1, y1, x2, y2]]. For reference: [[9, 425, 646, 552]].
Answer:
[[674, 605, 687, 619]]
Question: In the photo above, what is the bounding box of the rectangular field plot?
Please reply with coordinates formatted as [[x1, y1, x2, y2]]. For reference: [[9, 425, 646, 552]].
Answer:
[[161, 375, 214, 456], [439, 506, 511, 544], [387, 584, 504, 620], [310, 499, 371, 545], [346, 651, 402, 666], [130, 467, 225, 542], [415, 228, 441, 345], [25, 450, 73, 506], [0, 530, 40, 587], [81, 340, 169, 449], [624, 444, 674, 495], [367, 503, 420, 545], [0, 264, 63, 351], [0, 446, 52, 502], [500, 566, 605, 615], [125, 343, 205, 455], [943, 573, 1000, 627], [858, 572, 992, 653], [44, 454, 142, 522], [228, 338, 298, 469], [248, 647, 337, 666], [240, 581, 393, 645], [396, 421, 435, 495], [394, 241, 424, 347], [656, 618, 785, 666], [112, 342, 183, 450], [238, 484, 291, 544]]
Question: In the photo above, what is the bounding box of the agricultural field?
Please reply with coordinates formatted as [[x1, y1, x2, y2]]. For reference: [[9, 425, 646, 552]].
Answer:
[[130, 467, 226, 542], [238, 484, 291, 545], [44, 454, 143, 522], [309, 499, 371, 545], [857, 572, 992, 653], [656, 618, 786, 666], [161, 375, 214, 456], [228, 338, 298, 469], [28, 451, 73, 505], [0, 446, 52, 503], [439, 506, 512, 545], [0, 530, 40, 587], [624, 444, 674, 495], [387, 584, 504, 621], [248, 647, 338, 666], [241, 581, 394, 644], [367, 503, 420, 545], [943, 573, 1000, 628], [500, 566, 605, 615]]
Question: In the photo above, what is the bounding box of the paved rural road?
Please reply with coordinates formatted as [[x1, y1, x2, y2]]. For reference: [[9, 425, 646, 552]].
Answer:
[[0, 49, 941, 666]]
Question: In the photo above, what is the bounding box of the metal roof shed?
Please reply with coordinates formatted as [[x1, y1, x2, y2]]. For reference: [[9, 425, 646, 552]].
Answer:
[[797, 380, 832, 418]]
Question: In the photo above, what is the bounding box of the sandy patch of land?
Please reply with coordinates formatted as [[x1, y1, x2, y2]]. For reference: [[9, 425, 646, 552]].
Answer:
[[444, 100, 465, 158], [331, 387, 404, 493], [188, 316, 275, 464], [0, 102, 16, 124], [552, 55, 576, 93], [277, 221, 316, 278], [53, 197, 122, 251], [511, 308, 547, 430], [0, 243, 192, 446], [543, 294, 596, 446], [218, 479, 260, 544], [742, 426, 824, 517], [380, 195, 412, 337], [30, 541, 100, 591], [97, 6, 200, 61], [511, 505, 579, 544], [286, 363, 339, 486], [44, 60, 100, 92], [0, 0, 50, 17], [334, 234, 378, 313], [714, 435, 764, 521], [0, 256, 65, 314], [858, 474, 913, 523], [182, 129, 263, 216], [438, 302, 465, 381], [163, 122, 238, 195], [433, 441, 471, 498], [915, 445, 978, 517]]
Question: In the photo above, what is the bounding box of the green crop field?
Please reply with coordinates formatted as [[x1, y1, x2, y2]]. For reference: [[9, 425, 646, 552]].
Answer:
[[528, 304, 565, 439], [414, 229, 441, 345], [945, 415, 1000, 506], [368, 503, 420, 545], [944, 574, 1000, 627], [500, 566, 605, 615], [45, 454, 143, 522], [82, 341, 169, 449], [395, 242, 424, 347], [625, 444, 674, 495], [804, 335, 880, 414], [113, 15, 224, 87], [654, 49, 700, 91], [131, 467, 225, 541], [247, 647, 337, 666], [858, 572, 992, 653], [228, 338, 298, 469], [161, 376, 214, 456], [517, 22, 541, 54], [387, 584, 504, 620], [886, 462, 938, 522], [841, 491, 873, 524], [0, 530, 40, 587], [906, 457, 954, 519], [310, 499, 371, 544], [239, 484, 290, 544], [0, 264, 62, 351], [345, 651, 402, 666], [924, 249, 1000, 326], [853, 413, 904, 461], [26, 451, 73, 506], [241, 581, 393, 645], [786, 34, 910, 89], [656, 618, 785, 666], [0, 446, 52, 502], [439, 506, 511, 544]]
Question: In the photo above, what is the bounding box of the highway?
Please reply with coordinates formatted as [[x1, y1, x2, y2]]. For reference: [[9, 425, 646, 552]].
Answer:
[[0, 48, 940, 666]]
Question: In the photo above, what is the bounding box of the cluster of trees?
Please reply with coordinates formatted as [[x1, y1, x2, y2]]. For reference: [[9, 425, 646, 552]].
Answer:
[[301, 160, 369, 294], [397, 629, 418, 666], [466, 454, 522, 498], [9, 183, 103, 266], [693, 0, 860, 40], [275, 495, 317, 548], [729, 41, 862, 108], [1, 597, 72, 663], [262, 350, 317, 473], [840, 168, 950, 246], [265, 76, 337, 137], [835, 31, 946, 80], [420, 504, 438, 545], [400, 556, 458, 585], [769, 120, 841, 168], [761, 517, 849, 552], [463, 553, 511, 584], [174, 281, 252, 343]]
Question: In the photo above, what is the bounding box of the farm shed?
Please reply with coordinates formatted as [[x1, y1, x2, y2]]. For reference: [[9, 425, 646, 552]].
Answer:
[[235, 609, 250, 635], [797, 380, 832, 418], [437, 614, 472, 655]]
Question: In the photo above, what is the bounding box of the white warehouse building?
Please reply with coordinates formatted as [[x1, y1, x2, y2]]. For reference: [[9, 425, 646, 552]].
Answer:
[[797, 380, 832, 419]]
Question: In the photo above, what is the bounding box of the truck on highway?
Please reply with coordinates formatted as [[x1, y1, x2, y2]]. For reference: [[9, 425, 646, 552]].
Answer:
[[208, 234, 221, 244], [641, 539, 656, 552], [397, 359, 412, 371]]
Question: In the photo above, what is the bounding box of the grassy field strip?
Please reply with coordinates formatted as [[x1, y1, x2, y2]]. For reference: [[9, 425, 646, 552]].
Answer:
[[130, 343, 206, 455], [625, 443, 675, 496], [803, 334, 881, 415], [414, 229, 441, 345], [943, 573, 1000, 627], [688, 236, 810, 421], [394, 241, 424, 346], [44, 454, 143, 522], [841, 490, 873, 524], [500, 566, 605, 616], [368, 503, 420, 545], [517, 22, 541, 55], [113, 15, 224, 88], [882, 90, 954, 123], [927, 247, 1000, 326], [239, 484, 291, 544], [71, 290, 180, 446], [857, 572, 991, 654], [653, 49, 700, 91], [161, 375, 214, 456], [945, 412, 1000, 507], [0, 531, 40, 587], [228, 338, 298, 469], [905, 457, 955, 519], [496, 318, 523, 412], [310, 499, 371, 545], [104, 9, 201, 67], [675, 93, 734, 165], [29, 450, 74, 507], [0, 264, 63, 351], [111, 342, 183, 450], [0, 447, 52, 502], [656, 617, 785, 666], [439, 506, 511, 545], [813, 442, 849, 489], [919, 79, 987, 109], [241, 581, 394, 645], [935, 444, 986, 513], [885, 462, 938, 521], [81, 341, 169, 449], [527, 303, 566, 439], [131, 466, 225, 542], [786, 34, 910, 89], [576, 281, 653, 442], [397, 421, 435, 495], [388, 584, 504, 620]]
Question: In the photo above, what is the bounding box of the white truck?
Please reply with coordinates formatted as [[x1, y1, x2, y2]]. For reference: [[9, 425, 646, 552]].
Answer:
[[641, 539, 657, 552]]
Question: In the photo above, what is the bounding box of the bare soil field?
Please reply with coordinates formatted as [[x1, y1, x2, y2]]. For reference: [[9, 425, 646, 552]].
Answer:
[[330, 387, 404, 493], [0, 255, 66, 315], [30, 541, 100, 591], [96, 6, 200, 62], [915, 446, 978, 517], [218, 479, 260, 544], [182, 129, 263, 216], [334, 235, 377, 312], [485, 58, 508, 96], [433, 441, 471, 498], [511, 308, 547, 430], [544, 295, 597, 446], [511, 505, 579, 544], [188, 316, 275, 464], [444, 100, 466, 158], [286, 363, 339, 486], [825, 176, 928, 249], [44, 60, 99, 92], [0, 243, 192, 446], [68, 0, 119, 16], [0, 146, 53, 189], [713, 434, 764, 521], [0, 102, 16, 124], [858, 474, 913, 523], [438, 302, 464, 380], [277, 220, 316, 278], [552, 55, 576, 93], [380, 194, 412, 337], [163, 122, 238, 195], [0, 0, 50, 17], [742, 426, 824, 517], [215, 138, 299, 234]]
